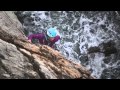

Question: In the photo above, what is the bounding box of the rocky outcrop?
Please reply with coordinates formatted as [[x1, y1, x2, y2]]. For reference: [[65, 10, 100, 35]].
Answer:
[[88, 41, 117, 57], [0, 11, 94, 79]]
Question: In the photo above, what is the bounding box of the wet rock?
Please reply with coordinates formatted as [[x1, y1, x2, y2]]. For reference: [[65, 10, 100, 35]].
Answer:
[[90, 29, 95, 34], [71, 19, 80, 30], [103, 57, 112, 64], [103, 54, 119, 64], [102, 41, 117, 56], [14, 11, 24, 24], [73, 43, 80, 55], [74, 11, 81, 18], [50, 11, 61, 19], [79, 55, 88, 65], [45, 12, 49, 16], [100, 66, 120, 79], [15, 11, 32, 24], [100, 25, 108, 32], [88, 46, 101, 53]]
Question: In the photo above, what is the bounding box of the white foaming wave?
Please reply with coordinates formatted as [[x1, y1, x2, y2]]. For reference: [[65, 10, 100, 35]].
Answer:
[[78, 14, 117, 78], [78, 14, 113, 54], [32, 11, 47, 20], [79, 14, 93, 25], [86, 53, 105, 78], [61, 42, 80, 63], [31, 11, 52, 27]]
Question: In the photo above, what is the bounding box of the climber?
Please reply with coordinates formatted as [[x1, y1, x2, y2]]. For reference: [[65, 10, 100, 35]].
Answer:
[[28, 27, 61, 49]]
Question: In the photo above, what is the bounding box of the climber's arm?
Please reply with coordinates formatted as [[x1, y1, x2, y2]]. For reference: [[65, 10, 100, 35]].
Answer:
[[50, 36, 60, 49], [28, 33, 43, 42]]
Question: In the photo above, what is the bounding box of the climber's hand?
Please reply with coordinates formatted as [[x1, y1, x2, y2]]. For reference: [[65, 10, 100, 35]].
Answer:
[[28, 40, 31, 43]]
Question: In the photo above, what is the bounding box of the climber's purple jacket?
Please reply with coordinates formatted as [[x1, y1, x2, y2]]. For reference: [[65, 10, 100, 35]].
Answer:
[[28, 33, 60, 48]]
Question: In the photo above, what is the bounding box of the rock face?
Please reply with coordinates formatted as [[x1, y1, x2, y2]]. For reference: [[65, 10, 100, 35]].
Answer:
[[88, 41, 117, 56], [0, 11, 94, 79]]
